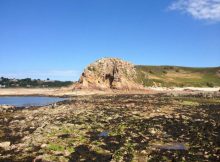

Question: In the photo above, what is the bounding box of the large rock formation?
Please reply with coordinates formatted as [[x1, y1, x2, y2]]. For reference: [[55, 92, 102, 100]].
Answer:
[[74, 58, 142, 90]]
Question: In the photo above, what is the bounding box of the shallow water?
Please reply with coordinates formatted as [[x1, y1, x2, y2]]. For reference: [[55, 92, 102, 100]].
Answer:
[[156, 143, 187, 150], [99, 131, 109, 137], [0, 96, 67, 107]]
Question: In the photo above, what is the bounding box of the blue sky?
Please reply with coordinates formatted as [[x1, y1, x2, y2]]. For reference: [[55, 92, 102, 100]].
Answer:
[[0, 0, 220, 81]]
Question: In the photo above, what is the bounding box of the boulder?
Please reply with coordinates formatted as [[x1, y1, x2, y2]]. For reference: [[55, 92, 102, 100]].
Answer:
[[74, 58, 143, 90]]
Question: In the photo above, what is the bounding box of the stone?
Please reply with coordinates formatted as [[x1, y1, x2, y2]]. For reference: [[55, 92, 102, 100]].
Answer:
[[40, 144, 47, 148], [52, 151, 64, 156], [149, 128, 157, 134], [33, 155, 43, 162], [0, 141, 11, 150]]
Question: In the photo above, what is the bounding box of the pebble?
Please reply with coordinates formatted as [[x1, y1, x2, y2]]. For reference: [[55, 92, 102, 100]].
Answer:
[[40, 144, 47, 148], [0, 141, 11, 150]]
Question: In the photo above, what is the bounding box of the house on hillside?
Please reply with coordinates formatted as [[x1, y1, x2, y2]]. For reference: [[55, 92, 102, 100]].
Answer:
[[0, 85, 6, 88], [11, 79, 18, 82]]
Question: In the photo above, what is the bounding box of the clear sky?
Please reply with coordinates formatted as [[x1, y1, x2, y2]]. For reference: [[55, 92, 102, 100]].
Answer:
[[0, 0, 220, 81]]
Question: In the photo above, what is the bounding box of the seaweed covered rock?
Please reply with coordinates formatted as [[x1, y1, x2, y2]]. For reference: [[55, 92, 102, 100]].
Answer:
[[74, 58, 142, 90]]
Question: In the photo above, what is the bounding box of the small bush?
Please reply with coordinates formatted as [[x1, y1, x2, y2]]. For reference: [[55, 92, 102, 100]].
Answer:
[[162, 70, 167, 74], [175, 69, 180, 72], [149, 70, 154, 74], [48, 143, 65, 151], [207, 82, 214, 87], [180, 83, 185, 87], [164, 66, 174, 70]]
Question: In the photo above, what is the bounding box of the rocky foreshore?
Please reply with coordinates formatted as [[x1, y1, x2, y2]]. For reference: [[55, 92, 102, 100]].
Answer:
[[0, 105, 16, 113], [0, 94, 220, 162]]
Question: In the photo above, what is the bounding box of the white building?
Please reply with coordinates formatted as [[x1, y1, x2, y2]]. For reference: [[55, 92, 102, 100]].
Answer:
[[0, 85, 6, 88]]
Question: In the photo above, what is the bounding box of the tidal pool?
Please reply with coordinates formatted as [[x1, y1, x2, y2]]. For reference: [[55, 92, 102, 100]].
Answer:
[[0, 96, 67, 107]]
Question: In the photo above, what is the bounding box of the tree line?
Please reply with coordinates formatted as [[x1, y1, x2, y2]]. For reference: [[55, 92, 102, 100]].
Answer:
[[0, 77, 73, 88]]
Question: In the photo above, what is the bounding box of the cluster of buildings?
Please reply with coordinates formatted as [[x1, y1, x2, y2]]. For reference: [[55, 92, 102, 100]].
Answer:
[[0, 78, 19, 88]]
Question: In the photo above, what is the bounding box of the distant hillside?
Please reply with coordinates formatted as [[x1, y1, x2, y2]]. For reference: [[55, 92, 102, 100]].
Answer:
[[135, 65, 220, 87]]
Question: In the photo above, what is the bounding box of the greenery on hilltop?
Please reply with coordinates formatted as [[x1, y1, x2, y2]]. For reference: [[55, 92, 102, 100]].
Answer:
[[135, 66, 220, 87], [0, 77, 73, 88]]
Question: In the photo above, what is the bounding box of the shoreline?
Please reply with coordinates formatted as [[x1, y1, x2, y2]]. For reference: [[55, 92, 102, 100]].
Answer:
[[0, 87, 219, 98], [0, 88, 62, 97]]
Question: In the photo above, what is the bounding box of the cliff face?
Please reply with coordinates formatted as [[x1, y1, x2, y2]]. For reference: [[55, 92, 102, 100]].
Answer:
[[74, 58, 142, 90]]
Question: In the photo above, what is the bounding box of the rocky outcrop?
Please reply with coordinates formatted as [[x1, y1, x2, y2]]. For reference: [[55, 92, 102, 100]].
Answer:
[[74, 58, 143, 90]]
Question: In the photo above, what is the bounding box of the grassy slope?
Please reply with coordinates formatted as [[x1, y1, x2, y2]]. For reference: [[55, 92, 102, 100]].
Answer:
[[135, 65, 220, 87]]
